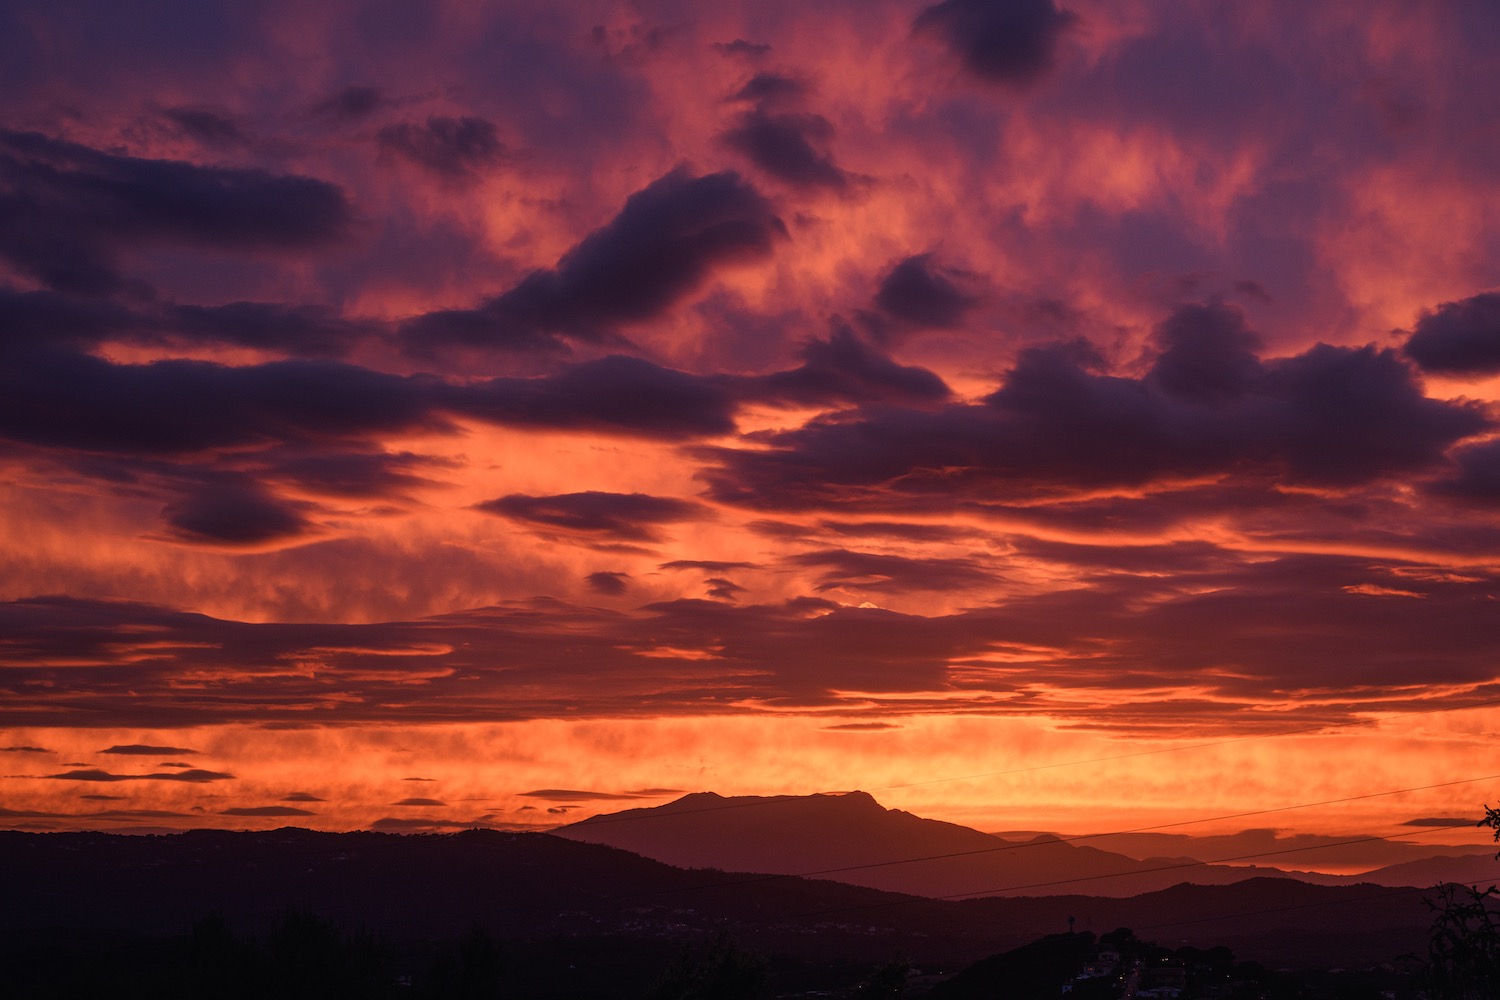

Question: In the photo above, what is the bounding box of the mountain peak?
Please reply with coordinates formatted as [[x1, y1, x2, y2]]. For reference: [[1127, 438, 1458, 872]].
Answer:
[[634, 789, 885, 818], [830, 789, 879, 806], [665, 791, 725, 807], [555, 790, 1309, 900]]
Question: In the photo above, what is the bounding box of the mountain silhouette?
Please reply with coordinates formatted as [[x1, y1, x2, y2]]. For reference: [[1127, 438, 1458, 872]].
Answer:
[[1289, 852, 1500, 889], [557, 790, 1304, 897], [1070, 828, 1495, 873]]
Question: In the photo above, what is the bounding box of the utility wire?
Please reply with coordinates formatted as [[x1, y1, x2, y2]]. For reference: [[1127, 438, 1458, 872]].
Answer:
[[763, 774, 1500, 884], [754, 821, 1500, 926], [937, 824, 1493, 901], [1133, 879, 1500, 934], [563, 693, 1500, 831], [583, 773, 1500, 904]]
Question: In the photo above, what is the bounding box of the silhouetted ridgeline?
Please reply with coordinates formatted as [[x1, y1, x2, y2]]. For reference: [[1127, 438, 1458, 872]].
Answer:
[[0, 828, 1441, 997], [559, 790, 1500, 897], [558, 790, 1306, 897]]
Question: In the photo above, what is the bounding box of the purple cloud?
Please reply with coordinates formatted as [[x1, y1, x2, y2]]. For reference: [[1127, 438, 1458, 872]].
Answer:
[[873, 254, 980, 329], [723, 110, 850, 191], [1404, 292, 1500, 377], [100, 744, 197, 755], [914, 0, 1078, 87], [221, 806, 317, 817], [0, 129, 351, 293], [738, 326, 952, 408], [160, 106, 247, 148], [587, 571, 631, 595], [47, 768, 234, 782], [162, 483, 315, 547], [451, 355, 739, 439], [703, 303, 1488, 509], [0, 564, 1495, 732], [519, 789, 654, 801], [475, 491, 705, 543], [377, 116, 507, 181], [788, 548, 1000, 593], [313, 84, 387, 121], [400, 168, 785, 352]]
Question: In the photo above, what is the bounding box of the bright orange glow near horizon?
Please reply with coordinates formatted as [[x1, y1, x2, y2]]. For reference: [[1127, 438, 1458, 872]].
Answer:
[[4, 707, 1498, 874], [2, 0, 1500, 888]]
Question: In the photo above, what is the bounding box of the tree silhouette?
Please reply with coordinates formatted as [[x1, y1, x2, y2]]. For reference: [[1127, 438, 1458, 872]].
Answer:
[[179, 910, 253, 999], [1425, 882, 1499, 1000], [1421, 805, 1500, 1000], [852, 959, 909, 998], [643, 928, 768, 1000], [423, 923, 504, 999], [261, 904, 398, 999]]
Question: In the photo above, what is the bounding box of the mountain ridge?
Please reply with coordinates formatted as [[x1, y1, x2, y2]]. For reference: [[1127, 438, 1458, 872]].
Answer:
[[558, 790, 1304, 898], [560, 790, 1500, 898]]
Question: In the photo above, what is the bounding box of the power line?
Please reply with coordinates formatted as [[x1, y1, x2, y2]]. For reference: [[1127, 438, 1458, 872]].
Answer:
[[764, 822, 1500, 926], [550, 699, 1500, 939], [793, 774, 1500, 883], [581, 772, 1500, 904], [938, 825, 1492, 900], [663, 775, 1495, 894], [562, 693, 1500, 831], [1132, 880, 1500, 935], [598, 816, 1499, 935]]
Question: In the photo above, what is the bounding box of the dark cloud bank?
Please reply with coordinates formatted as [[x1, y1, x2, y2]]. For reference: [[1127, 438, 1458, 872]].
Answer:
[[0, 129, 350, 294], [1403, 291, 1500, 377], [400, 167, 786, 353], [914, 0, 1078, 87], [704, 302, 1490, 509], [2, 550, 1496, 731]]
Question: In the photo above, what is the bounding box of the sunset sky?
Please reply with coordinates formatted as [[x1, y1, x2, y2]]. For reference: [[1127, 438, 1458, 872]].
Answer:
[[3, 0, 1500, 862]]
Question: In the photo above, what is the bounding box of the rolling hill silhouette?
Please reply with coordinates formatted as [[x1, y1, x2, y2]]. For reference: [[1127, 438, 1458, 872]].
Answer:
[[1082, 828, 1494, 873], [1294, 851, 1500, 889], [0, 826, 1454, 974]]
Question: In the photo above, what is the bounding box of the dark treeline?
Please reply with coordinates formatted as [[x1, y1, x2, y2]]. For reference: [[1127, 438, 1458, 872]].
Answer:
[[0, 828, 1444, 970], [3, 908, 894, 1000], [2, 829, 1488, 997], [7, 907, 504, 1000], [926, 926, 1421, 1000], [1, 910, 1448, 1000]]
